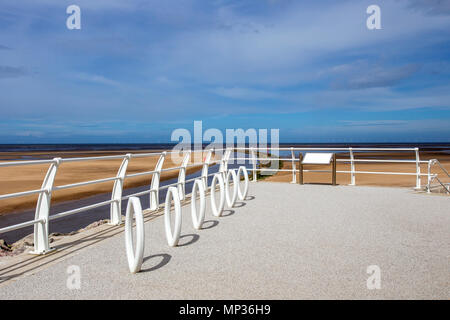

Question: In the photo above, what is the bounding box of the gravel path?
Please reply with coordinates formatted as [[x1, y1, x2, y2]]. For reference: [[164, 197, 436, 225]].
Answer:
[[0, 182, 448, 299]]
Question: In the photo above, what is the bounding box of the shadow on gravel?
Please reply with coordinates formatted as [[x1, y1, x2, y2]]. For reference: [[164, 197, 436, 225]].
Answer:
[[177, 234, 200, 247], [221, 210, 235, 217], [201, 220, 219, 230], [233, 202, 246, 208], [142, 253, 171, 272]]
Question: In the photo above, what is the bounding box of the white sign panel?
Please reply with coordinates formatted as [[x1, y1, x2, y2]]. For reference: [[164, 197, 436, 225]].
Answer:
[[302, 153, 334, 164]]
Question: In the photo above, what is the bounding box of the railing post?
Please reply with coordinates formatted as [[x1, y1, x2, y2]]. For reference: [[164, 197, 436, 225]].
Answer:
[[427, 159, 433, 193], [332, 153, 337, 186], [149, 152, 166, 211], [251, 147, 257, 182], [290, 147, 296, 184], [110, 154, 131, 225], [30, 157, 61, 255], [201, 149, 213, 190], [298, 153, 303, 185], [219, 148, 232, 179], [414, 147, 421, 189], [177, 151, 191, 201], [349, 147, 355, 186]]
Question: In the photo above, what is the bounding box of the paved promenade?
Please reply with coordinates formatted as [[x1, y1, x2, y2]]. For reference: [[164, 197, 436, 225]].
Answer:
[[0, 182, 448, 299]]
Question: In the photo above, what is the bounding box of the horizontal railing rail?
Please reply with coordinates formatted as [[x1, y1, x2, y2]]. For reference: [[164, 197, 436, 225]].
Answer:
[[230, 146, 427, 187]]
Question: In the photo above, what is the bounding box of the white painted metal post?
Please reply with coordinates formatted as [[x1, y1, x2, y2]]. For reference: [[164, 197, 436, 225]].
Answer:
[[110, 154, 131, 225], [290, 147, 296, 184], [225, 148, 232, 172], [219, 148, 232, 177], [30, 158, 61, 255], [177, 152, 191, 201], [415, 147, 421, 189], [251, 147, 257, 182], [201, 149, 213, 190], [349, 147, 356, 186], [149, 152, 166, 211], [427, 159, 433, 193]]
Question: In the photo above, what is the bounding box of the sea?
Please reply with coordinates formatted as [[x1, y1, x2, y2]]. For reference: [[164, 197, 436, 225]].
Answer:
[[0, 142, 449, 160]]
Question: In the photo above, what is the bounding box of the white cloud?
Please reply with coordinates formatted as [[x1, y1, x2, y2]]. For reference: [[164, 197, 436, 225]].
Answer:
[[329, 63, 420, 89], [72, 73, 121, 87], [212, 86, 278, 100]]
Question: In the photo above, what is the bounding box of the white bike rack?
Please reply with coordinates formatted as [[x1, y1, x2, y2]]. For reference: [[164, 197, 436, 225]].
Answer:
[[164, 186, 182, 247], [237, 166, 249, 201], [191, 179, 206, 230], [125, 197, 144, 274], [210, 173, 225, 217], [225, 169, 238, 208]]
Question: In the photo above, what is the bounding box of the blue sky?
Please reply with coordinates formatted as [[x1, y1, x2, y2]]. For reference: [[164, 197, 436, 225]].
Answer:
[[0, 0, 449, 143]]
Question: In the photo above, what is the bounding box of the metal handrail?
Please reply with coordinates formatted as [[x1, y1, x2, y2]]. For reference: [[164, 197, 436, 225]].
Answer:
[[0, 149, 217, 254], [228, 146, 424, 187], [427, 159, 450, 194]]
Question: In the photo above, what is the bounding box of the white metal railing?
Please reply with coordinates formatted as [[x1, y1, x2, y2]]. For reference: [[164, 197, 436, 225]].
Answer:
[[0, 146, 446, 256], [231, 146, 431, 190], [426, 159, 450, 194], [0, 148, 225, 254]]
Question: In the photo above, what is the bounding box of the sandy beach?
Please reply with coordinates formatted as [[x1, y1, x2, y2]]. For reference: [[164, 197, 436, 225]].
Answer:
[[0, 150, 208, 215]]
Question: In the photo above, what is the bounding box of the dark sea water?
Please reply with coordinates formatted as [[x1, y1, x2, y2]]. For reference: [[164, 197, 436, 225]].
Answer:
[[0, 142, 449, 157], [0, 143, 178, 153]]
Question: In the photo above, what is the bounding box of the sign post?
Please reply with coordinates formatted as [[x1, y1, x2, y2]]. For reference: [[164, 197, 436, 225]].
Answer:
[[299, 153, 337, 186]]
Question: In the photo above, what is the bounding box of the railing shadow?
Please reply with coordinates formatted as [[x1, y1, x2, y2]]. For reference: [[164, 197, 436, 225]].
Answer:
[[0, 212, 164, 282], [0, 224, 123, 283], [301, 182, 340, 186]]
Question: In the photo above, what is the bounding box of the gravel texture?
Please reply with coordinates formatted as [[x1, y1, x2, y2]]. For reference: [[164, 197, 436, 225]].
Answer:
[[0, 182, 448, 299]]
